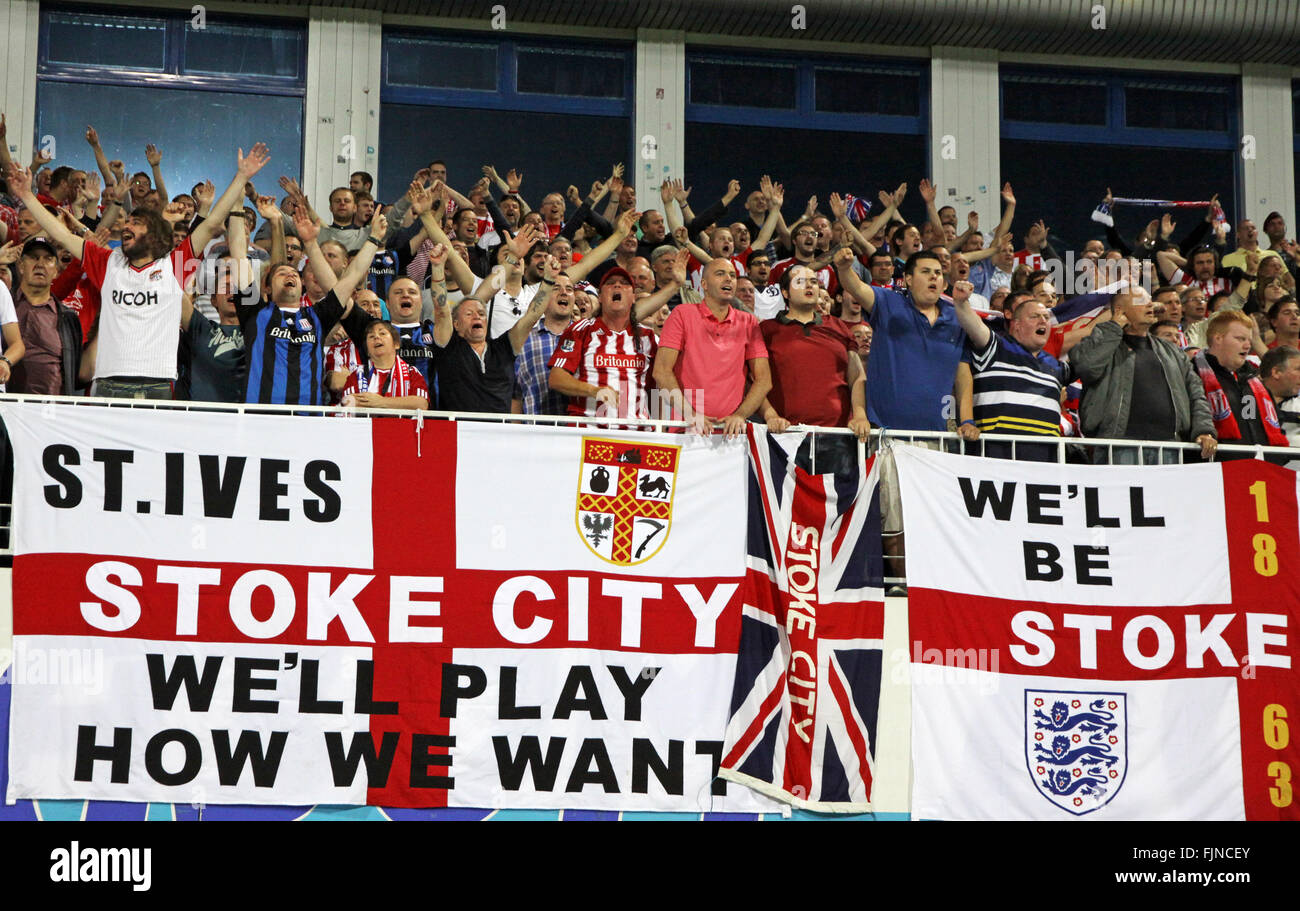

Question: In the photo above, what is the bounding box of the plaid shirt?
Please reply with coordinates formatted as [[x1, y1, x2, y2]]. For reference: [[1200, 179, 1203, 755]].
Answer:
[[514, 320, 569, 415]]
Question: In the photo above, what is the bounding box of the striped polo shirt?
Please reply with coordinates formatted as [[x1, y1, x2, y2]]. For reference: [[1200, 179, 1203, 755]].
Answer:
[[969, 331, 1067, 436]]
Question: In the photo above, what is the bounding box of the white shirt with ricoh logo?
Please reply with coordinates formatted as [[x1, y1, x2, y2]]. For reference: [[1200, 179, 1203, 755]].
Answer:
[[82, 237, 197, 381]]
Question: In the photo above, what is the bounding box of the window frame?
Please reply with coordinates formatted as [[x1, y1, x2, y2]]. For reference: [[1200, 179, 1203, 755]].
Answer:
[[38, 4, 307, 98], [684, 48, 928, 136], [1000, 66, 1237, 152], [380, 29, 633, 119]]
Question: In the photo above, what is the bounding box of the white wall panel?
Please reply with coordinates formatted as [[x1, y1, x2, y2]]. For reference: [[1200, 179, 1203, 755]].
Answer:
[[634, 30, 686, 210], [1240, 63, 1295, 234], [0, 0, 39, 166], [305, 5, 382, 204], [930, 47, 1001, 236]]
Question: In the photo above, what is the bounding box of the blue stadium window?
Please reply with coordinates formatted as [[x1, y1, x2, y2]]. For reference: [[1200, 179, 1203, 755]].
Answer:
[[814, 65, 922, 117], [689, 58, 798, 109], [379, 31, 633, 205], [182, 21, 305, 80], [385, 37, 498, 92], [1000, 67, 1239, 255], [1124, 82, 1230, 133], [1000, 67, 1236, 146], [686, 50, 926, 136], [37, 82, 304, 203], [1002, 74, 1107, 126], [516, 46, 625, 99], [43, 9, 168, 71], [684, 51, 927, 227], [36, 6, 306, 191]]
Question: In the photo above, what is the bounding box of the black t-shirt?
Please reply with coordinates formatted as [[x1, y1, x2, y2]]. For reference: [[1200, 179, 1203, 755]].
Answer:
[[432, 331, 518, 413], [1123, 333, 1176, 441]]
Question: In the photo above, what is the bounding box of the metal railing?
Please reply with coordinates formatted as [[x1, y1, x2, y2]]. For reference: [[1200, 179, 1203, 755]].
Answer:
[[0, 394, 1295, 560]]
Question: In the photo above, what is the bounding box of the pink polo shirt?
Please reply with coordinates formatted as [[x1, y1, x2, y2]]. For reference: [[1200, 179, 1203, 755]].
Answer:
[[659, 302, 767, 418]]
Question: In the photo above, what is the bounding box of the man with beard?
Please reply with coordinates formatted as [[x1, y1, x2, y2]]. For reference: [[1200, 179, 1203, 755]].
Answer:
[[653, 257, 770, 436], [7, 143, 269, 399]]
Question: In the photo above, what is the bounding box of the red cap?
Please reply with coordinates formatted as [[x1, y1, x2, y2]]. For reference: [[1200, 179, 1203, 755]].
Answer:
[[599, 266, 633, 289]]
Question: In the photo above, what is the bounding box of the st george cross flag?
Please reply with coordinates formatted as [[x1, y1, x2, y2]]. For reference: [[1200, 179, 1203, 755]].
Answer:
[[1, 404, 779, 813], [719, 427, 885, 812], [895, 446, 1299, 820]]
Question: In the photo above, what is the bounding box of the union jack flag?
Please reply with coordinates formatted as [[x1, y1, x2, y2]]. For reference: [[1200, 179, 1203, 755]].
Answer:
[[719, 427, 885, 812]]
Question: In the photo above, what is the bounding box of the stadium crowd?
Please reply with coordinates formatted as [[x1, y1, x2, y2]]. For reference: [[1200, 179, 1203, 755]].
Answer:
[[1, 114, 1299, 477]]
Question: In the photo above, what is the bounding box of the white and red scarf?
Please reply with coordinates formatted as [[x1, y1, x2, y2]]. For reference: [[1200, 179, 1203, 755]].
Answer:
[[1194, 351, 1288, 446], [342, 357, 418, 402]]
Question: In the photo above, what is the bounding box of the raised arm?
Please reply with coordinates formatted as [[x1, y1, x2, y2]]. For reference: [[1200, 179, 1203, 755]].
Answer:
[[833, 246, 876, 314], [633, 249, 691, 322], [566, 209, 637, 283], [191, 143, 270, 252], [1155, 248, 1184, 283], [5, 162, 84, 259], [414, 180, 477, 296], [963, 229, 1010, 264], [145, 144, 169, 202], [84, 125, 115, 185], [295, 210, 338, 294], [948, 210, 979, 253], [830, 191, 876, 256], [0, 115, 12, 172], [600, 163, 625, 223], [752, 177, 783, 251], [508, 254, 560, 354], [949, 280, 990, 349], [255, 195, 286, 268], [330, 212, 388, 302], [858, 185, 903, 247], [919, 178, 945, 237], [994, 182, 1016, 241], [429, 246, 469, 350], [672, 226, 711, 266]]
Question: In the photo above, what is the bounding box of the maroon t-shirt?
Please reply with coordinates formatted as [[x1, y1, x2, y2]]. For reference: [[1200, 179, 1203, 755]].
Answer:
[[760, 312, 855, 427]]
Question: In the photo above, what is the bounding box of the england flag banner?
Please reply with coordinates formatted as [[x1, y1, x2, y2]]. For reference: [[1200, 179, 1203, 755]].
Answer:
[[1, 403, 777, 813], [895, 445, 1299, 820], [719, 427, 885, 812]]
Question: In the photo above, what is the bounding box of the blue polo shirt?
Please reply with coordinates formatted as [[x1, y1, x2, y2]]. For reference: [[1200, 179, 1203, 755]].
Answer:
[[867, 287, 966, 430]]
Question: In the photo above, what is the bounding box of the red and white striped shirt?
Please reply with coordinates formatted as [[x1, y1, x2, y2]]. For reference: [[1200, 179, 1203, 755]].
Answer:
[[548, 317, 659, 418], [325, 338, 362, 404], [1171, 268, 1231, 297]]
